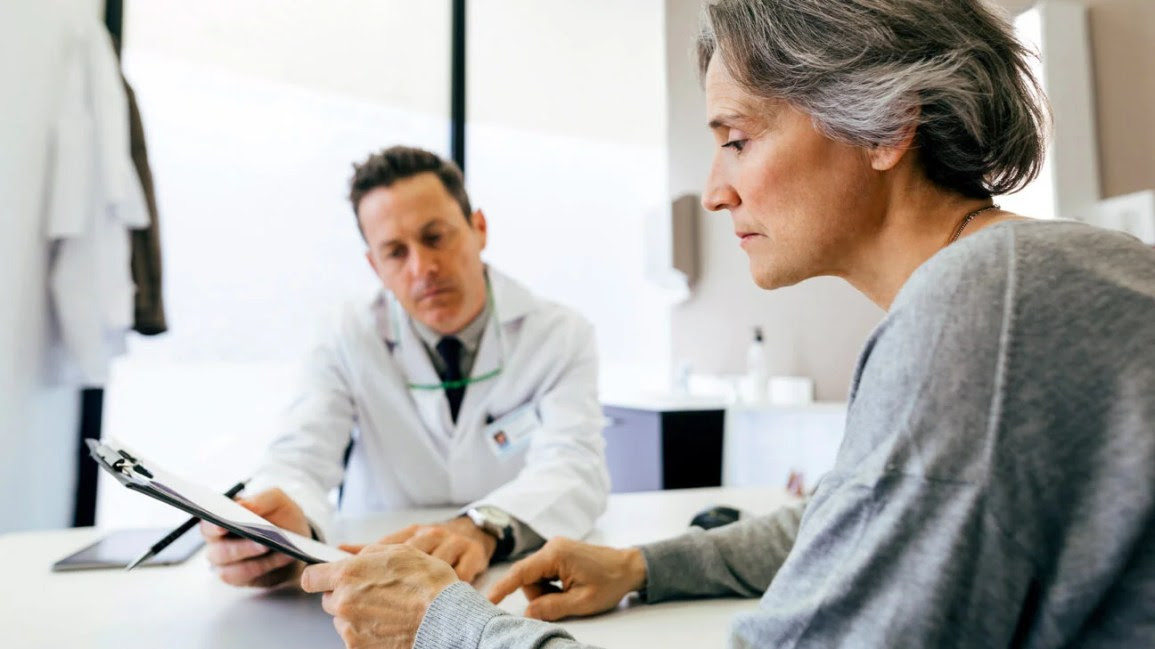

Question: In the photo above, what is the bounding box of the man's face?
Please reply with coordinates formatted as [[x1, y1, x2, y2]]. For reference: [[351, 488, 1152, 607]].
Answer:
[[701, 55, 881, 289], [359, 173, 488, 335]]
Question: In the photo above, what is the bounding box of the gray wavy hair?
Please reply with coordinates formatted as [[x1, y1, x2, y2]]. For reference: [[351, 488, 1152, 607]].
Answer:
[[698, 0, 1049, 198]]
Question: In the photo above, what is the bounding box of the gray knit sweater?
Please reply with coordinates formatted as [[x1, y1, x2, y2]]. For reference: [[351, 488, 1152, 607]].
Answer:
[[414, 221, 1155, 648]]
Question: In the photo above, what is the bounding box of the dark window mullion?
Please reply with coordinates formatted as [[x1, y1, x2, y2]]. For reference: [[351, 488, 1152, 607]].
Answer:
[[451, 0, 466, 172], [72, 0, 125, 528]]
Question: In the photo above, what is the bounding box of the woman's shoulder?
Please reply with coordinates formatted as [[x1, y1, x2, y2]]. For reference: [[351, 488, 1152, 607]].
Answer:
[[895, 219, 1154, 317], [995, 219, 1153, 270]]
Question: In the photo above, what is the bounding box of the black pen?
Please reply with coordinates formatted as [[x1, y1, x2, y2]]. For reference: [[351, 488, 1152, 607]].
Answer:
[[125, 480, 248, 571]]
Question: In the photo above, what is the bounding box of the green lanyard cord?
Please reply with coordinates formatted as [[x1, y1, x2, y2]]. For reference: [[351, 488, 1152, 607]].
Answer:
[[407, 367, 502, 391]]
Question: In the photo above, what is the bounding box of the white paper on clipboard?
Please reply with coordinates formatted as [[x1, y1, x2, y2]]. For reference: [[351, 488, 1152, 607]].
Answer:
[[87, 439, 349, 564]]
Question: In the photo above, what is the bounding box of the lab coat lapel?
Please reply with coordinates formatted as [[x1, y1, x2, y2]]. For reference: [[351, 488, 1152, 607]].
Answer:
[[451, 268, 539, 439], [486, 267, 537, 324], [380, 295, 456, 448]]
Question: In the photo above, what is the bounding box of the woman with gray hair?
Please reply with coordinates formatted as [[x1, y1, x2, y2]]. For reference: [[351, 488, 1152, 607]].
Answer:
[[300, 0, 1155, 647]]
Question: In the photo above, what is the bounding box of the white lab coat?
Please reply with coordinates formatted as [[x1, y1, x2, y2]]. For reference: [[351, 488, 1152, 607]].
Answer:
[[253, 268, 610, 541], [46, 15, 149, 386]]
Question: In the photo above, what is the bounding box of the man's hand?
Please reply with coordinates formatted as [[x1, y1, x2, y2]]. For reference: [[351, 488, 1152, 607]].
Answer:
[[487, 538, 647, 621], [359, 517, 496, 582], [301, 543, 459, 649], [200, 487, 312, 588]]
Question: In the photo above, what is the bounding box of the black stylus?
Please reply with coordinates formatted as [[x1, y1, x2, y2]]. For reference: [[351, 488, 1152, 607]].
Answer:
[[125, 480, 248, 571]]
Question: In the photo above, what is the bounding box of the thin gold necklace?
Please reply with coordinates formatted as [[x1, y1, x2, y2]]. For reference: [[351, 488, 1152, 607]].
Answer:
[[949, 204, 1000, 244]]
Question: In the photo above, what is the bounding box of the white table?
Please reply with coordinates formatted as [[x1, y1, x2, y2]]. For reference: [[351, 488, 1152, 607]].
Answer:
[[0, 487, 794, 649]]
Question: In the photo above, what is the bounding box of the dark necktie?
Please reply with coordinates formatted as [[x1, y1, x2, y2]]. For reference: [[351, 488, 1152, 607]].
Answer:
[[435, 336, 465, 423]]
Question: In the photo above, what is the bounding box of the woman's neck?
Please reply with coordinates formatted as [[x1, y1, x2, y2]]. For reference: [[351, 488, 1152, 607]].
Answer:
[[839, 183, 1013, 311]]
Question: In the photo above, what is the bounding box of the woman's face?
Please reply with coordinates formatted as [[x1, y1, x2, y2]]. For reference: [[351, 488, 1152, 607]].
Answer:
[[702, 55, 883, 290]]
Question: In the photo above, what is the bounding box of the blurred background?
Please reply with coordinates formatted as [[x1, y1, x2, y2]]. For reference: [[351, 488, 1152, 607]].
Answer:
[[2, 0, 1152, 534]]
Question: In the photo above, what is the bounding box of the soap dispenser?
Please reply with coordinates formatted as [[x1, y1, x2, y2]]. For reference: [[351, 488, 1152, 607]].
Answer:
[[744, 326, 769, 403]]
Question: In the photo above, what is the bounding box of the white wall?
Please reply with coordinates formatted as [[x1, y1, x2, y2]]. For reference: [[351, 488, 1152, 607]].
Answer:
[[988, 0, 1155, 210], [467, 0, 676, 394], [466, 0, 667, 149], [663, 0, 883, 402], [999, 1, 1101, 221], [123, 0, 451, 118], [0, 0, 104, 533], [1081, 0, 1155, 198]]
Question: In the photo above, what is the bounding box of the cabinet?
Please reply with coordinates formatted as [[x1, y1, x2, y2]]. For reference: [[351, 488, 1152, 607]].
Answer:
[[600, 399, 847, 494], [722, 404, 847, 492], [601, 404, 725, 493]]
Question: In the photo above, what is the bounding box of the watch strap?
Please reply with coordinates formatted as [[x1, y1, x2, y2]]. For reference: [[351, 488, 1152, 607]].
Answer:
[[467, 507, 515, 561]]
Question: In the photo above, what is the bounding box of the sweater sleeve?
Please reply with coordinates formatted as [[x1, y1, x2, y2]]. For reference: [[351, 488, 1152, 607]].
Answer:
[[639, 500, 806, 602], [413, 501, 801, 649], [414, 582, 604, 649]]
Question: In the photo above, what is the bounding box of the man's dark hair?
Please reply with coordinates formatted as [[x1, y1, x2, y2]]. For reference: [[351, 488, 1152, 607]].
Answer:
[[348, 146, 473, 227]]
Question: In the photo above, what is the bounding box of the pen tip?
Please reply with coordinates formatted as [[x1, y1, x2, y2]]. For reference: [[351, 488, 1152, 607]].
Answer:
[[125, 551, 151, 572]]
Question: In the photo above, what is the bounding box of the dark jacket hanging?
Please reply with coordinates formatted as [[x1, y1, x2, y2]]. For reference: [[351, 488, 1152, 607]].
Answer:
[[123, 78, 167, 335]]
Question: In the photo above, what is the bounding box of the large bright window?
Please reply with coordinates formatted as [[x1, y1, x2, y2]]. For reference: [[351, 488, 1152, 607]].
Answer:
[[465, 0, 676, 393], [100, 0, 679, 528], [99, 0, 451, 528]]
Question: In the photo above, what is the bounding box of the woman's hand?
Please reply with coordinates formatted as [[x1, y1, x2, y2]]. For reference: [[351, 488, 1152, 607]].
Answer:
[[486, 538, 647, 621]]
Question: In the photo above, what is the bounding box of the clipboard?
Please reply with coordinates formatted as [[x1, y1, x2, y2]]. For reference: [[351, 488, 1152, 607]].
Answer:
[[87, 439, 350, 565]]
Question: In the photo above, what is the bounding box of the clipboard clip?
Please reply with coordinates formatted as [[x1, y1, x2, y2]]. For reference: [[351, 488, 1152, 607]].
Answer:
[[85, 439, 154, 482]]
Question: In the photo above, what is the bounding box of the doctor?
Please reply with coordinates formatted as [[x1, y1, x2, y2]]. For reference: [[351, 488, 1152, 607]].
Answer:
[[201, 145, 610, 588]]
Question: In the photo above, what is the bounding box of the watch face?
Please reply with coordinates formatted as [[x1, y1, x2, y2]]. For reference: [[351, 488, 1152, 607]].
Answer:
[[475, 506, 512, 528]]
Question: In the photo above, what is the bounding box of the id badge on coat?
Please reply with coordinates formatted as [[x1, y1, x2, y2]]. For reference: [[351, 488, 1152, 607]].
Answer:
[[483, 402, 539, 458]]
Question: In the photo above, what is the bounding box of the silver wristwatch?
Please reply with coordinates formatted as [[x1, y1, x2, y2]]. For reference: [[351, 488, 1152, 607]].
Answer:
[[465, 505, 515, 561]]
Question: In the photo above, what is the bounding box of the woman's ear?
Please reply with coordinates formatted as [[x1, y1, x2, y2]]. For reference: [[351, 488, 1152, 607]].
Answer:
[[868, 114, 919, 172]]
